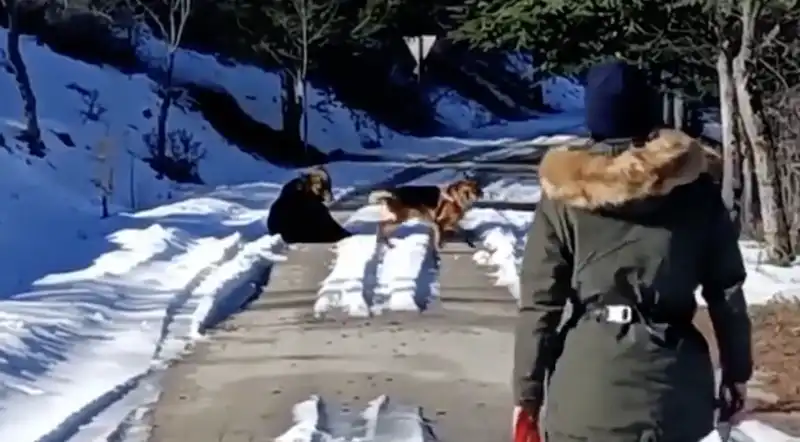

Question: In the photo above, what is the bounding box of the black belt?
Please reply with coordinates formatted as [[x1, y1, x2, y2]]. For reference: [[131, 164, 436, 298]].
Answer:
[[583, 301, 694, 347], [585, 304, 636, 324]]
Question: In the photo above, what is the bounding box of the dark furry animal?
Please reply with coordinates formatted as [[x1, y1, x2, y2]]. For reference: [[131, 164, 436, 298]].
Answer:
[[266, 166, 352, 244]]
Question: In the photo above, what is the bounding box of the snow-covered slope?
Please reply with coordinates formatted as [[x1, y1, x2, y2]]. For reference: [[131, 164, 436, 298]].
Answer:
[[1, 31, 300, 211], [140, 33, 586, 149]]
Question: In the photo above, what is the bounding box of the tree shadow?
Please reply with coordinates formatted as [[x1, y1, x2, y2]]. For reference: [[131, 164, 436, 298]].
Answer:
[[183, 85, 330, 168]]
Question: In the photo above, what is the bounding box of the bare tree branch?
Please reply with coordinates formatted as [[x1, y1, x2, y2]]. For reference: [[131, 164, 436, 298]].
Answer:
[[125, 0, 191, 50]]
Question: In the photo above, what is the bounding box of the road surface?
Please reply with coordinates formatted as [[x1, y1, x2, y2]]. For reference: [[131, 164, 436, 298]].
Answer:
[[148, 221, 516, 441]]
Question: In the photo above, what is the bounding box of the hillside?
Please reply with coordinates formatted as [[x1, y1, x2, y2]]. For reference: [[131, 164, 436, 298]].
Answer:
[[0, 26, 590, 226]]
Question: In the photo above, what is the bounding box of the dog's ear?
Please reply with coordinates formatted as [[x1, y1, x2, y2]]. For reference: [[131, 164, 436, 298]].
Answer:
[[289, 174, 309, 193], [303, 169, 333, 203], [308, 165, 331, 185], [458, 180, 482, 201], [304, 166, 332, 201], [470, 180, 484, 198]]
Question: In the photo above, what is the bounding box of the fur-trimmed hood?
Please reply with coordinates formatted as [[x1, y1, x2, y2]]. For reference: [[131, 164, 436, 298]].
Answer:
[[539, 129, 709, 210]]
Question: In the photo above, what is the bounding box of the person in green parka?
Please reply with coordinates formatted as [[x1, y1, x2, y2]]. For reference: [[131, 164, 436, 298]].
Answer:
[[513, 60, 753, 442]]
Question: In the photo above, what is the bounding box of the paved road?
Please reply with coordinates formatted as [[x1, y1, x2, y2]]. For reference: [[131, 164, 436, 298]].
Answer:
[[330, 137, 552, 211], [149, 225, 516, 441], [332, 163, 541, 212]]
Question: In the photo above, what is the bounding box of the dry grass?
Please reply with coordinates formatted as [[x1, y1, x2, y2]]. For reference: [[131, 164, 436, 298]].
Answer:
[[750, 297, 800, 411], [695, 297, 800, 412]]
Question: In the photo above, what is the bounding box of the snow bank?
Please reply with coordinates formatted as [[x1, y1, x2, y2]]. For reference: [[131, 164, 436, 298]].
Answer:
[[314, 205, 440, 317], [276, 395, 437, 442], [702, 420, 800, 442], [277, 397, 800, 442], [190, 233, 288, 336], [1, 231, 240, 441], [733, 242, 800, 305], [464, 208, 534, 301], [504, 52, 586, 113], [278, 398, 799, 442], [0, 183, 286, 441], [463, 205, 800, 306]]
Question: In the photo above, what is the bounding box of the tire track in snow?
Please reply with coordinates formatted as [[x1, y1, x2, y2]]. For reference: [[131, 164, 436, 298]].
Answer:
[[275, 395, 438, 442], [35, 236, 243, 442]]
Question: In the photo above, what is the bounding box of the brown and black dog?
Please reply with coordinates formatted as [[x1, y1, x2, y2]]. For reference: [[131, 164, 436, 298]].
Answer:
[[367, 178, 483, 251], [267, 166, 351, 243]]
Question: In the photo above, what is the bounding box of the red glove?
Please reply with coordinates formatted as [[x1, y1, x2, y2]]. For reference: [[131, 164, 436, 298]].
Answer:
[[513, 407, 542, 442]]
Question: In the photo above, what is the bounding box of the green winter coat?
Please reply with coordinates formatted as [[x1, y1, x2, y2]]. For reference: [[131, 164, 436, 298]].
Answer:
[[513, 130, 753, 442]]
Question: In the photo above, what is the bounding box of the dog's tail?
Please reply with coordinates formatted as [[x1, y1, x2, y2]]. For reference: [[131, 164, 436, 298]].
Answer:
[[367, 189, 395, 205]]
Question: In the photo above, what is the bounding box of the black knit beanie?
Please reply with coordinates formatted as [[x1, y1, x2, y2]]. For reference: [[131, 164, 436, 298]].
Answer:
[[584, 60, 659, 141]]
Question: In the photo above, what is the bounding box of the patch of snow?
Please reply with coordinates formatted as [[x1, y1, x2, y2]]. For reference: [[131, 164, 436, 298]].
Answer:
[[464, 208, 534, 301], [189, 233, 288, 338], [702, 419, 800, 442], [314, 206, 440, 318], [542, 77, 585, 112], [482, 178, 542, 203], [503, 52, 585, 113], [276, 395, 437, 442], [728, 242, 800, 305]]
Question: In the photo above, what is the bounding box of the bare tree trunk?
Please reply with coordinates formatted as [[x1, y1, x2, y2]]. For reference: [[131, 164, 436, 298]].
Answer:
[[155, 52, 176, 166], [717, 50, 743, 231], [673, 94, 685, 132], [302, 77, 309, 149], [741, 120, 759, 236], [662, 93, 674, 128], [733, 0, 793, 264], [281, 70, 302, 142], [129, 150, 137, 210], [6, 0, 45, 157], [299, 0, 309, 151], [776, 138, 799, 252]]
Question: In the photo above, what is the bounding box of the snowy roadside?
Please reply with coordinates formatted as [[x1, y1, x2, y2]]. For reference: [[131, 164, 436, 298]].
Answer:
[[314, 205, 440, 317], [0, 185, 288, 441], [279, 396, 798, 442], [464, 208, 800, 306], [313, 190, 800, 316], [276, 395, 437, 442]]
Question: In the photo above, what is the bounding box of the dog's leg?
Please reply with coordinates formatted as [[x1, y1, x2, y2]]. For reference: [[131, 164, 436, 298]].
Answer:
[[375, 201, 398, 248], [434, 223, 446, 252], [419, 209, 442, 253], [462, 228, 477, 248], [376, 220, 392, 247], [431, 224, 442, 267]]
